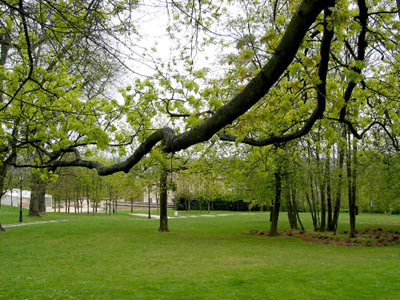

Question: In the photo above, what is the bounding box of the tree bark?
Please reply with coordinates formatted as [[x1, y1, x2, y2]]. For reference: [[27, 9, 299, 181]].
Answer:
[[348, 136, 358, 238], [320, 180, 326, 232], [29, 172, 44, 217], [0, 162, 9, 199], [326, 152, 333, 229], [158, 167, 169, 232], [269, 166, 282, 237], [286, 182, 298, 230], [330, 127, 345, 232]]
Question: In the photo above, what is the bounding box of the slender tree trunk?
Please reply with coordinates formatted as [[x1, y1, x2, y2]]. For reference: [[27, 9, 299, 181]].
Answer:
[[286, 191, 295, 229], [286, 183, 298, 230], [158, 167, 169, 232], [318, 154, 326, 232], [290, 187, 299, 230], [296, 208, 305, 231], [269, 166, 282, 237], [330, 128, 345, 232], [314, 135, 326, 232], [307, 172, 320, 231], [305, 190, 317, 230], [326, 152, 333, 229], [86, 188, 90, 214], [348, 136, 357, 238]]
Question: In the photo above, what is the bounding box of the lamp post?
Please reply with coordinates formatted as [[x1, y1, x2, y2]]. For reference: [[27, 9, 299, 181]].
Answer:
[[19, 176, 23, 223], [148, 185, 151, 219]]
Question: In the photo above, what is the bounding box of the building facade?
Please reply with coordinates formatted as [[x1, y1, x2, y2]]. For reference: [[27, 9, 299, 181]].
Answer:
[[1, 189, 53, 210]]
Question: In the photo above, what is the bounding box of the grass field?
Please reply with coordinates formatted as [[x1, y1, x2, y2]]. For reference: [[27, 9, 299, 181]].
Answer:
[[1, 206, 399, 299]]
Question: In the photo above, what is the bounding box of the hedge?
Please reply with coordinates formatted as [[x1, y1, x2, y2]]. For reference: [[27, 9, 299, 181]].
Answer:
[[173, 196, 262, 212]]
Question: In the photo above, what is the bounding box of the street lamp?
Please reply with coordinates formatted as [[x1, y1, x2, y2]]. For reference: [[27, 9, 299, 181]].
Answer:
[[19, 176, 23, 223], [148, 185, 151, 219]]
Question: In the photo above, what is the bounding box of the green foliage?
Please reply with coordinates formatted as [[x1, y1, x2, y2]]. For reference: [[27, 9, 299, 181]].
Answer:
[[174, 194, 262, 212]]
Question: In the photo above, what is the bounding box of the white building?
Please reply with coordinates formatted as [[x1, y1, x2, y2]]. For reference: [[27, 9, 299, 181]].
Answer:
[[1, 189, 53, 210]]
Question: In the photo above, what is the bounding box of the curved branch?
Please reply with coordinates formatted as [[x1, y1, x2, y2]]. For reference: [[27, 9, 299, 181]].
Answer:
[[48, 0, 332, 175], [218, 3, 335, 147], [163, 0, 332, 153], [51, 127, 176, 175]]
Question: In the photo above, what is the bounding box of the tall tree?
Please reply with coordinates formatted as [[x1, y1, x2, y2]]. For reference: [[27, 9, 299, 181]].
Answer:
[[5, 0, 400, 235]]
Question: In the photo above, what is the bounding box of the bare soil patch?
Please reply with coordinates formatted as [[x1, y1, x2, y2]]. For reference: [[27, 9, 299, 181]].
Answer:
[[247, 228, 400, 246]]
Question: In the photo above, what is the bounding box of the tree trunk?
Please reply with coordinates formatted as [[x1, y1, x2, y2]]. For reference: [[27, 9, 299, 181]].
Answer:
[[348, 136, 357, 238], [29, 190, 41, 217], [320, 181, 326, 232], [29, 172, 44, 217], [269, 167, 282, 237], [286, 185, 298, 230], [0, 162, 9, 199], [158, 167, 169, 232], [305, 190, 317, 230], [306, 173, 319, 231], [330, 128, 345, 232], [290, 188, 299, 230], [326, 152, 333, 229], [86, 188, 90, 214]]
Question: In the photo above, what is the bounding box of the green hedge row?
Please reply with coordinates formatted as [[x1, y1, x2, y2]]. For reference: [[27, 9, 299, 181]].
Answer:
[[173, 196, 262, 211]]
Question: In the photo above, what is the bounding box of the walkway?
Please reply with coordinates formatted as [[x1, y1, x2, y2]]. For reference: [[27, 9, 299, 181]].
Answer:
[[2, 220, 72, 228]]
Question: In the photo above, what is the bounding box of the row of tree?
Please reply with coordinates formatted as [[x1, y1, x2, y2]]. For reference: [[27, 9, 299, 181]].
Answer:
[[1, 0, 400, 235]]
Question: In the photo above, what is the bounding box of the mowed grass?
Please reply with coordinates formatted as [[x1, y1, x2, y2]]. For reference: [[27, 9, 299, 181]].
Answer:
[[0, 206, 399, 300]]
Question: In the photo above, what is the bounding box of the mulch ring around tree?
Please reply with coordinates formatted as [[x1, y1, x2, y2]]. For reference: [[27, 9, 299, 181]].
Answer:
[[247, 228, 400, 247]]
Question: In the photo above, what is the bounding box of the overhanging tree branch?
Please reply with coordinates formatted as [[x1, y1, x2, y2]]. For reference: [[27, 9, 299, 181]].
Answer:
[[39, 0, 333, 175], [218, 3, 335, 147]]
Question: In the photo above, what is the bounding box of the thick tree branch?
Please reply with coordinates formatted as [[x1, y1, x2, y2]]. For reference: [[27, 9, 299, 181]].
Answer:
[[218, 3, 334, 147], [397, 0, 400, 20], [339, 0, 368, 123], [47, 0, 333, 175], [164, 0, 332, 152], [50, 128, 176, 175]]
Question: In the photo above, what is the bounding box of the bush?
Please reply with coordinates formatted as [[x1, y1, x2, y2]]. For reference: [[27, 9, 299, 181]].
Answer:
[[173, 195, 261, 212], [391, 207, 400, 215]]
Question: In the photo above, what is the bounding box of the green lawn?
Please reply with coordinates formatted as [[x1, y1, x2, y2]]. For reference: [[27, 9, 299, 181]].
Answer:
[[0, 206, 399, 299]]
